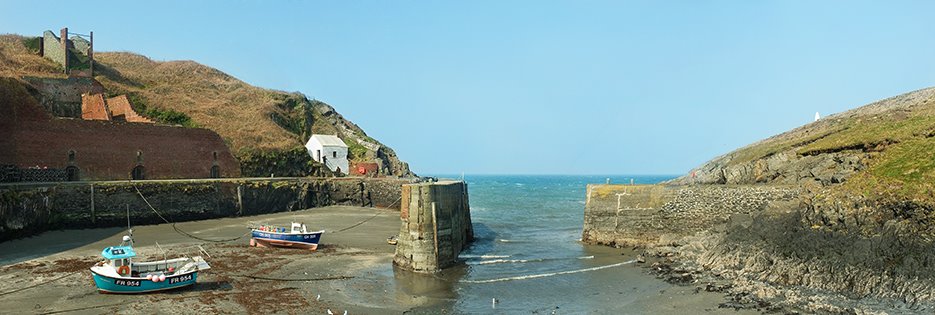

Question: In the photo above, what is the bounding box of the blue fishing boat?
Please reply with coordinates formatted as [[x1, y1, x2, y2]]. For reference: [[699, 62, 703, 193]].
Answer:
[[90, 233, 210, 294], [250, 222, 324, 250]]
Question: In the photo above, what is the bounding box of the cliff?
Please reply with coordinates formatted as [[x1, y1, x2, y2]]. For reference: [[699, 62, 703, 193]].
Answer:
[[586, 87, 935, 313], [0, 34, 413, 177]]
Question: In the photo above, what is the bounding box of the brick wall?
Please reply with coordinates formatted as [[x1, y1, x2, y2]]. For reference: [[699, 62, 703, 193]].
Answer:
[[6, 119, 241, 180], [106, 95, 153, 123], [1, 78, 240, 180], [350, 162, 380, 177], [81, 93, 110, 120]]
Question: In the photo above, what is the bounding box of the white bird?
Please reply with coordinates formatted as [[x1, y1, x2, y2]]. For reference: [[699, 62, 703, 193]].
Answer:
[[316, 294, 321, 301], [343, 311, 348, 315], [327, 309, 333, 315]]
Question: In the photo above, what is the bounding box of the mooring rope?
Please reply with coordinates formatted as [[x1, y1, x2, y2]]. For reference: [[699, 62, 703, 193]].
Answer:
[[333, 195, 402, 233], [237, 274, 354, 282], [0, 271, 79, 297], [133, 185, 250, 243]]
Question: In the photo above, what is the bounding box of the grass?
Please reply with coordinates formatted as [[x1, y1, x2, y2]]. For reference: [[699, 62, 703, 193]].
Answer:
[[20, 37, 41, 54], [797, 115, 935, 156], [345, 139, 369, 162], [1, 33, 407, 175], [125, 92, 198, 127]]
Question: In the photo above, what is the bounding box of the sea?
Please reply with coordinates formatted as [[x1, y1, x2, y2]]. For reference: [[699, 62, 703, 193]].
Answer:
[[415, 174, 681, 313]]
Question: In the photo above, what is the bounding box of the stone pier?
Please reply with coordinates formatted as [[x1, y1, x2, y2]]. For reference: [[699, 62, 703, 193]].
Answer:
[[393, 180, 473, 272], [582, 184, 800, 247]]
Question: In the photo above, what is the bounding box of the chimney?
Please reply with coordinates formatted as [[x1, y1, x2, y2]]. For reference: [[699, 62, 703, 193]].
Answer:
[[60, 27, 69, 74]]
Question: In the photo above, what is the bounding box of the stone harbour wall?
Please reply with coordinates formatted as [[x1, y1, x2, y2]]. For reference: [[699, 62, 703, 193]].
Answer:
[[0, 177, 409, 242], [394, 181, 473, 272], [582, 184, 800, 247]]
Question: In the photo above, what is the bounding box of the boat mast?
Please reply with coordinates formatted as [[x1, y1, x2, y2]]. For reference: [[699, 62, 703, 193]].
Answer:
[[126, 205, 133, 246]]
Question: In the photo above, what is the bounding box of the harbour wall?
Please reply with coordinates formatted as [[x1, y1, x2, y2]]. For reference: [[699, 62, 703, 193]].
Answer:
[[394, 180, 473, 272], [0, 177, 408, 242], [582, 184, 800, 247]]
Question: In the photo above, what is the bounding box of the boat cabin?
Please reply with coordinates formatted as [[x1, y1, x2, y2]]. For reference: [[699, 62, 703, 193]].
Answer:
[[291, 222, 308, 233], [102, 246, 136, 274]]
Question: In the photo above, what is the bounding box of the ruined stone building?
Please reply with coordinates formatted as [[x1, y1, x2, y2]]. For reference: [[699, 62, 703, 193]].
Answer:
[[40, 27, 94, 76]]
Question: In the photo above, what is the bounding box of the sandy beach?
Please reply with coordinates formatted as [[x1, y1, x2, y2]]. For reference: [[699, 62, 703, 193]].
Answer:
[[0, 205, 754, 314]]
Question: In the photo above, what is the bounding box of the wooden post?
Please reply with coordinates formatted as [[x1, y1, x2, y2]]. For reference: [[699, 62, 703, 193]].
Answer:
[[431, 201, 439, 267], [89, 31, 93, 76], [237, 185, 243, 216], [90, 184, 95, 224]]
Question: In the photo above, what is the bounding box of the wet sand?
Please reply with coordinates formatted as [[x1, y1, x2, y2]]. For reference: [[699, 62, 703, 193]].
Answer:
[[0, 206, 755, 314]]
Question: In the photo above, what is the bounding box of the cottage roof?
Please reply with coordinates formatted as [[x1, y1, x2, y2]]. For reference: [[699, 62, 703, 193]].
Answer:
[[307, 135, 348, 148]]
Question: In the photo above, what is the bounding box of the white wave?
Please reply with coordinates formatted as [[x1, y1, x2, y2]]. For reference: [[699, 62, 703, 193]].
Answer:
[[471, 259, 535, 265], [497, 239, 527, 243], [467, 255, 595, 265], [461, 260, 636, 284], [468, 256, 594, 265], [459, 254, 511, 259]]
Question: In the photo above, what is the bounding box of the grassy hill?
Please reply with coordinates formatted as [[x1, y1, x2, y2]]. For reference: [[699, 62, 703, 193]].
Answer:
[[0, 34, 413, 177], [672, 87, 935, 202]]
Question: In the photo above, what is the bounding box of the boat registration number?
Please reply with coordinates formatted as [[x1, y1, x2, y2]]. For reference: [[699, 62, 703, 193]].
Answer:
[[169, 274, 193, 284], [114, 279, 141, 287]]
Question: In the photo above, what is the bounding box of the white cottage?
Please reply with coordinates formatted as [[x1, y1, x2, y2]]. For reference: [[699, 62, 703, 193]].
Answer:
[[305, 135, 349, 175]]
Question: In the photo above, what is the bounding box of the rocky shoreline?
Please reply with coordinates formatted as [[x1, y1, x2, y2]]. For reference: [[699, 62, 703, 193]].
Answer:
[[635, 198, 935, 314]]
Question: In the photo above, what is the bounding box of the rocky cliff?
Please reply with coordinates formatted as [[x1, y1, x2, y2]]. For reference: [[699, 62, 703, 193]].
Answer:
[[614, 87, 935, 313], [0, 34, 414, 177]]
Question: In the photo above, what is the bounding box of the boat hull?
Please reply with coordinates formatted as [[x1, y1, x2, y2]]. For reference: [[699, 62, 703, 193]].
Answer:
[[91, 270, 198, 294], [250, 230, 322, 251]]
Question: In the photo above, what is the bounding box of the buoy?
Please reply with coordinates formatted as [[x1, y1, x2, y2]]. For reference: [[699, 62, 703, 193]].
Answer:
[[146, 274, 153, 280], [159, 274, 166, 282]]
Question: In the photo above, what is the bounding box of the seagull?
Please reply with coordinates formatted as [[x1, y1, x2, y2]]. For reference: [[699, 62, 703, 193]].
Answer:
[[343, 311, 348, 315], [327, 309, 334, 315], [316, 294, 321, 301]]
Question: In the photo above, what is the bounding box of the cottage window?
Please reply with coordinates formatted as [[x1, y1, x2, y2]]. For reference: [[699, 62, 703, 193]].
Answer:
[[333, 151, 337, 158]]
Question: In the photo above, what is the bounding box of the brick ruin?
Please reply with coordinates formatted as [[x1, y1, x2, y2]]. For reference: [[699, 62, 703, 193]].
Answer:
[[0, 77, 240, 182], [350, 162, 380, 177], [81, 93, 153, 123]]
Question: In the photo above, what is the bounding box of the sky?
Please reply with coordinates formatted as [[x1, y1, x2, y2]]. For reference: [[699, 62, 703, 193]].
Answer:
[[3, 1, 935, 175]]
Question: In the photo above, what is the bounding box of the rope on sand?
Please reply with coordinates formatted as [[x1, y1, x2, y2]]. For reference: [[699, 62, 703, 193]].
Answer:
[[333, 195, 402, 233], [0, 271, 79, 297], [134, 185, 250, 243], [238, 275, 354, 282]]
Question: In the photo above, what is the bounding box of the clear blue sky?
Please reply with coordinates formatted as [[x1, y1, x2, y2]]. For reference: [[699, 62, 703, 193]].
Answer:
[[4, 1, 935, 175]]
